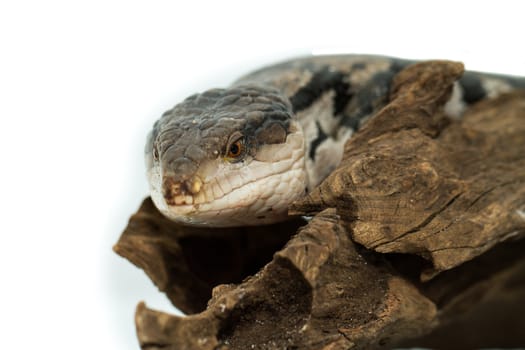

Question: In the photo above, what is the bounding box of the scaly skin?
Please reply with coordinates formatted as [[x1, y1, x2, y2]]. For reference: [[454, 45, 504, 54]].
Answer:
[[145, 55, 525, 227]]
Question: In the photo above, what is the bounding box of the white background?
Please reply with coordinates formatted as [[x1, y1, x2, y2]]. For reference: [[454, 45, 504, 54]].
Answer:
[[1, 1, 523, 349]]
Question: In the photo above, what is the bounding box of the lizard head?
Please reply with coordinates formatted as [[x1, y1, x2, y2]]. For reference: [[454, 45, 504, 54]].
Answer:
[[145, 85, 308, 227]]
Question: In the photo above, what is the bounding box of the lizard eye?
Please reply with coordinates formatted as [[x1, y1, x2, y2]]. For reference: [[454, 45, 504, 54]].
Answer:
[[226, 135, 246, 161]]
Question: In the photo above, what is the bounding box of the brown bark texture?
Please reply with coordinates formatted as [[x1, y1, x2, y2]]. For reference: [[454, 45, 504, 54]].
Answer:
[[114, 61, 525, 349]]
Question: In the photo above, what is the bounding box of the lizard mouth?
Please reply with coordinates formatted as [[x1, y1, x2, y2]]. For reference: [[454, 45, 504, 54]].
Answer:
[[162, 177, 202, 206], [150, 156, 307, 227]]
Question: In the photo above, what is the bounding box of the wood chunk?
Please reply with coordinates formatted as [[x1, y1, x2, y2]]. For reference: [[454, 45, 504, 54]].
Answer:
[[135, 210, 436, 349], [114, 198, 303, 314]]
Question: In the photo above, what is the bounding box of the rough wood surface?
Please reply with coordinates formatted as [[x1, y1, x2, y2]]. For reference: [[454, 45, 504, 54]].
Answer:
[[114, 198, 304, 314], [114, 60, 525, 349]]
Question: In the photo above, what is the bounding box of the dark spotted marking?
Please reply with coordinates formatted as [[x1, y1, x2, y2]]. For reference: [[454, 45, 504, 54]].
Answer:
[[333, 78, 352, 115], [309, 121, 329, 160], [351, 62, 367, 70], [342, 114, 361, 131], [459, 73, 486, 104], [290, 66, 352, 115], [389, 58, 412, 74], [341, 69, 397, 130], [506, 75, 525, 89], [302, 65, 406, 161]]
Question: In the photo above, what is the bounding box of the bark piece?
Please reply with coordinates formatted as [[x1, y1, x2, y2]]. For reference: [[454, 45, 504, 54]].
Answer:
[[114, 198, 304, 314], [403, 239, 525, 348], [135, 210, 436, 350]]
